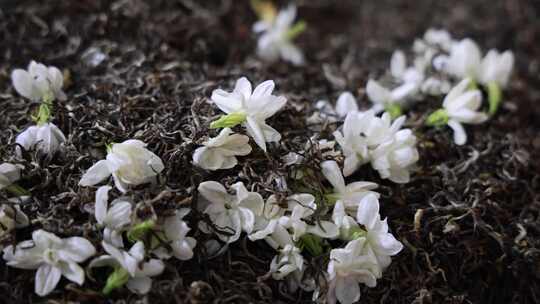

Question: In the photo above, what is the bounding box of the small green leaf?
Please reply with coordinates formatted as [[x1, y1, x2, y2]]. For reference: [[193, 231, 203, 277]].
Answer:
[[209, 112, 247, 129], [102, 267, 130, 295], [426, 109, 449, 127], [297, 234, 323, 256], [487, 81, 502, 115], [127, 220, 155, 242], [286, 21, 306, 40], [384, 103, 403, 120]]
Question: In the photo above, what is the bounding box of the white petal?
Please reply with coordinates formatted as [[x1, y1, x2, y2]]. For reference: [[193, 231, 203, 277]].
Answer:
[[356, 194, 380, 230], [16, 126, 39, 151], [139, 259, 165, 277], [366, 79, 391, 104], [198, 181, 228, 205], [94, 185, 111, 224], [321, 160, 345, 193], [447, 120, 467, 145], [35, 264, 62, 297], [234, 77, 252, 101], [390, 50, 406, 79], [79, 160, 111, 186], [126, 277, 152, 294], [11, 70, 39, 100], [335, 92, 358, 117], [336, 277, 361, 304], [245, 116, 267, 152], [60, 237, 96, 262], [59, 261, 85, 285]]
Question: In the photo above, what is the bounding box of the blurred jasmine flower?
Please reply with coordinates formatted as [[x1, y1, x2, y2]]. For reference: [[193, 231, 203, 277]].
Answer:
[[0, 163, 22, 189], [89, 241, 164, 295], [192, 128, 252, 170], [331, 200, 359, 241], [79, 139, 165, 193], [366, 79, 417, 117], [210, 77, 287, 152], [326, 238, 380, 304], [16, 123, 66, 157], [356, 193, 403, 271], [155, 209, 197, 261], [2, 230, 96, 296], [11, 61, 66, 102], [478, 49, 514, 114], [427, 78, 488, 145], [94, 186, 132, 247], [0, 204, 29, 240], [443, 38, 482, 80], [253, 4, 305, 65], [198, 181, 264, 243]]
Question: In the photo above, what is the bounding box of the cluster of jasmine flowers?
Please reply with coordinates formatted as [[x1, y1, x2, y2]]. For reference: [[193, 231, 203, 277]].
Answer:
[[2, 61, 197, 297], [0, 12, 515, 303], [364, 29, 514, 145]]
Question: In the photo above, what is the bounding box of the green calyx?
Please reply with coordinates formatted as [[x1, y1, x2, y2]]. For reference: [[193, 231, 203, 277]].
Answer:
[[127, 219, 156, 242], [102, 267, 130, 295], [384, 103, 403, 120], [349, 227, 367, 241], [324, 193, 340, 205], [286, 21, 307, 40], [487, 81, 502, 115], [426, 108, 449, 127], [31, 102, 52, 126], [297, 234, 324, 256], [209, 112, 247, 129]]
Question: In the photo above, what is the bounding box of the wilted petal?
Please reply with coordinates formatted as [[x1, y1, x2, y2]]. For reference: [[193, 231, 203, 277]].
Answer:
[[79, 160, 111, 186]]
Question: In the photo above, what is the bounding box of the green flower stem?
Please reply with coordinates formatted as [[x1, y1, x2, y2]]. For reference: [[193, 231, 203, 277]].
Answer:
[[103, 267, 130, 295], [384, 103, 403, 120], [209, 112, 247, 129], [286, 21, 306, 40], [127, 219, 156, 242], [487, 81, 502, 115], [426, 109, 449, 127]]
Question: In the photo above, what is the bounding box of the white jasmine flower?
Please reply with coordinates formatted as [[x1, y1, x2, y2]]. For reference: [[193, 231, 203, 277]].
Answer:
[[0, 204, 29, 240], [79, 139, 165, 193], [444, 38, 482, 80], [157, 209, 197, 260], [334, 111, 410, 177], [11, 61, 66, 102], [369, 127, 419, 183], [277, 193, 338, 241], [366, 79, 418, 114], [198, 181, 264, 243], [270, 244, 304, 280], [89, 241, 164, 294], [95, 186, 132, 247], [478, 49, 514, 88], [16, 123, 66, 156], [253, 5, 305, 65], [2, 230, 96, 296], [248, 194, 287, 243], [321, 160, 379, 217], [423, 28, 453, 51], [192, 128, 252, 170], [326, 238, 380, 304], [356, 193, 403, 271], [421, 76, 451, 96], [0, 163, 23, 190], [428, 78, 488, 145], [210, 77, 287, 152]]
